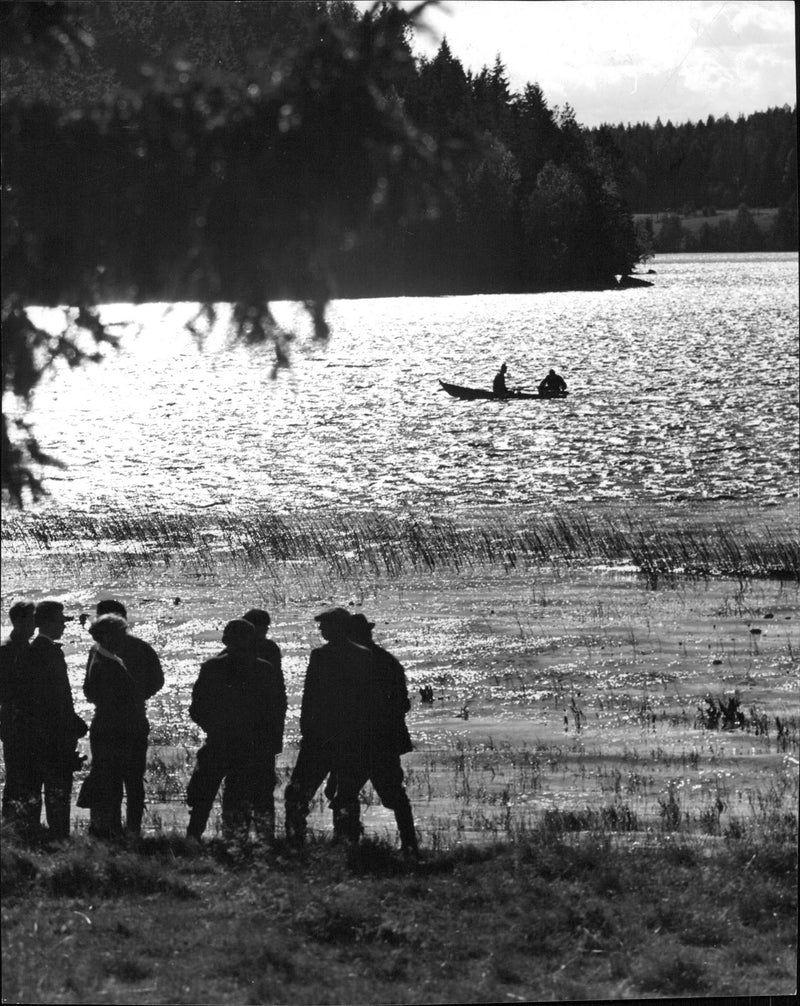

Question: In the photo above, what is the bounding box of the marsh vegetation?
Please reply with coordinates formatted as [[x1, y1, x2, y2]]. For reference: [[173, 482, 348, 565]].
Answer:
[[1, 507, 800, 1001], [2, 504, 798, 1001]]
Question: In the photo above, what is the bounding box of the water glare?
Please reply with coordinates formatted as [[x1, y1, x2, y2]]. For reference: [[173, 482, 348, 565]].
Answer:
[[25, 253, 798, 516]]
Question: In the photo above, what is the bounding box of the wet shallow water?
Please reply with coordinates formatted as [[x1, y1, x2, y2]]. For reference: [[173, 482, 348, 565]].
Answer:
[[25, 252, 799, 518]]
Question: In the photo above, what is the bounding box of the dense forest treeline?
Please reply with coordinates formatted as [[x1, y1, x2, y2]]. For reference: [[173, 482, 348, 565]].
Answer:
[[642, 205, 797, 255], [2, 0, 642, 304], [2, 0, 796, 502], [3, 2, 797, 308], [591, 108, 797, 254], [591, 108, 796, 216]]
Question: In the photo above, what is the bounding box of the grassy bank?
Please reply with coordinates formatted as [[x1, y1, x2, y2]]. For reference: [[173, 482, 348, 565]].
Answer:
[[2, 503, 798, 1001], [2, 827, 796, 1005]]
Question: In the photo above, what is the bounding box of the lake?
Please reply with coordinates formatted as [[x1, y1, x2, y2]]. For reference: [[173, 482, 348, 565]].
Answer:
[[3, 253, 798, 850], [19, 252, 800, 520]]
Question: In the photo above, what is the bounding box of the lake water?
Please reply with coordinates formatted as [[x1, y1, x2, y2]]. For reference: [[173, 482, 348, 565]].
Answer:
[[24, 252, 800, 519]]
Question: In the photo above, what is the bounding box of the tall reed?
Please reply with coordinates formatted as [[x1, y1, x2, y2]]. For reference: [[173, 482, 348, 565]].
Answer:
[[4, 508, 798, 582]]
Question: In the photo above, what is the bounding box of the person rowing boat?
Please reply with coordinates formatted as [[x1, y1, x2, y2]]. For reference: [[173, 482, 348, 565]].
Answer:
[[538, 368, 567, 394], [492, 362, 510, 396]]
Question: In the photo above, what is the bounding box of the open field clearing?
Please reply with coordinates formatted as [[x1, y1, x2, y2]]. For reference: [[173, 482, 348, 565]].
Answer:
[[634, 207, 780, 234]]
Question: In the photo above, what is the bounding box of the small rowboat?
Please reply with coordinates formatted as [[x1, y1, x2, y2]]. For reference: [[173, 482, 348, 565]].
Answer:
[[439, 380, 568, 401]]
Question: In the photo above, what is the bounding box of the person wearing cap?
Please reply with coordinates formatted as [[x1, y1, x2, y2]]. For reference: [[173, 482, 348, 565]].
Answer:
[[91, 599, 164, 834], [342, 614, 418, 855], [241, 608, 287, 841], [0, 600, 36, 825], [12, 601, 87, 840], [185, 619, 279, 844], [284, 606, 381, 846], [79, 614, 149, 839]]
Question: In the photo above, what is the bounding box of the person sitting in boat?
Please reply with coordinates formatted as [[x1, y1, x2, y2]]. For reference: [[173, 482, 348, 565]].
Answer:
[[492, 363, 510, 397], [538, 369, 567, 394]]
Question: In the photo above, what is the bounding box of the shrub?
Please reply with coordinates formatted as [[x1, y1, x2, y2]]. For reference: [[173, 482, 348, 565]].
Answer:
[[0, 845, 39, 897], [40, 845, 196, 899], [633, 940, 711, 995]]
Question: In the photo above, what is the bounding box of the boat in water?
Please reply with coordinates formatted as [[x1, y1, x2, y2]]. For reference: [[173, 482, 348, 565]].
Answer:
[[439, 380, 569, 401]]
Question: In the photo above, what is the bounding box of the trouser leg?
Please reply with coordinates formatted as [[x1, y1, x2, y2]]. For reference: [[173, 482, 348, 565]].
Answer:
[[221, 760, 256, 844], [284, 744, 328, 844], [330, 758, 367, 843], [89, 775, 123, 839], [2, 741, 33, 824], [253, 754, 277, 842], [3, 733, 43, 837], [186, 745, 226, 840], [88, 734, 124, 839], [371, 756, 418, 851], [393, 797, 418, 852], [44, 773, 73, 841], [123, 733, 149, 835]]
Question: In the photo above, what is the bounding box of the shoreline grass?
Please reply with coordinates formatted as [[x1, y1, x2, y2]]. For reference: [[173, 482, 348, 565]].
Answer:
[[3, 504, 799, 584], [2, 502, 798, 1002], [2, 826, 796, 1004]]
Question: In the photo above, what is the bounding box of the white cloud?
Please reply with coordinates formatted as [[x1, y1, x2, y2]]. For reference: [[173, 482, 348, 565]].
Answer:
[[363, 0, 797, 126]]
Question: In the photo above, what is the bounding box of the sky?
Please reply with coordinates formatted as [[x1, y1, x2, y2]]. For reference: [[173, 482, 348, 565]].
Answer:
[[357, 1, 797, 128]]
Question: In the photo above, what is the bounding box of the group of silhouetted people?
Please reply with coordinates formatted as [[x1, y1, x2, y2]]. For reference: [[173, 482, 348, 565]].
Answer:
[[493, 363, 567, 397], [0, 599, 418, 854]]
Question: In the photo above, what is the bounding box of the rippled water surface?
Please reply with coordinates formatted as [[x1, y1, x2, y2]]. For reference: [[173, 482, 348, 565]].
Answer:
[[27, 253, 799, 516]]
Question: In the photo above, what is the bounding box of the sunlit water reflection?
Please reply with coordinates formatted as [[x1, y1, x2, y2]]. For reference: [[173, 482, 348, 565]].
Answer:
[[26, 253, 799, 517]]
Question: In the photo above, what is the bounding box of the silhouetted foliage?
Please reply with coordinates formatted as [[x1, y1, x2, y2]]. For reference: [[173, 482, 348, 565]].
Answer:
[[2, 2, 651, 502], [2, 1, 465, 503]]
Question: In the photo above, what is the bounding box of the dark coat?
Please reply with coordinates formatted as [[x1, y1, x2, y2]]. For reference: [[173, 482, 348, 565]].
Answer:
[[17, 634, 86, 769], [118, 633, 164, 702], [0, 632, 30, 742], [189, 650, 283, 754], [369, 642, 413, 756], [257, 637, 282, 677], [299, 639, 380, 755], [255, 638, 287, 753], [84, 646, 148, 739]]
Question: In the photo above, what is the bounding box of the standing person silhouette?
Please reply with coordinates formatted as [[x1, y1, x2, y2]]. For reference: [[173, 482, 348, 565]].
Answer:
[[0, 600, 36, 825], [81, 613, 149, 839], [93, 599, 164, 835], [186, 619, 275, 845], [342, 614, 418, 855], [284, 607, 379, 846], [14, 601, 87, 841], [241, 608, 287, 843]]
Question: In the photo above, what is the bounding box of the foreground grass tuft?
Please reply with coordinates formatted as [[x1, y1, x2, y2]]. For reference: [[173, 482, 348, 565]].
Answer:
[[2, 833, 196, 900], [2, 826, 795, 1004]]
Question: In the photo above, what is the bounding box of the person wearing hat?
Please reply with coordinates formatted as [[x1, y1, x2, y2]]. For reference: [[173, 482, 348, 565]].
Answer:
[[342, 613, 418, 855], [0, 600, 36, 825], [80, 614, 150, 839], [284, 606, 381, 846], [185, 619, 279, 844], [92, 599, 164, 835], [241, 608, 287, 842], [12, 601, 87, 840]]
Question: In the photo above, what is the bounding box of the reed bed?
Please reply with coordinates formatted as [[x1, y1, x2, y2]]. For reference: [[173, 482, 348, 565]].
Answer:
[[4, 506, 798, 582]]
